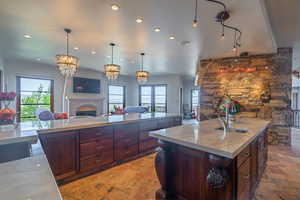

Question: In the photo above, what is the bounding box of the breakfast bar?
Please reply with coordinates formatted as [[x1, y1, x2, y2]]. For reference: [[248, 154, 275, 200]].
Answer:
[[150, 118, 270, 200]]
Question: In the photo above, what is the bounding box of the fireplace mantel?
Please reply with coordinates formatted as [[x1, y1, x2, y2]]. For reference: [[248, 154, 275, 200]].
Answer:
[[66, 96, 105, 116]]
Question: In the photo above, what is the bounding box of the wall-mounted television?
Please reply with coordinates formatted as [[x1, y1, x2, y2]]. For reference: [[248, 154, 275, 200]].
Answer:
[[73, 77, 100, 94]]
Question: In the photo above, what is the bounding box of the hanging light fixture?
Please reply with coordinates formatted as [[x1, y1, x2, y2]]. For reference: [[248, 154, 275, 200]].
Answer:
[[56, 28, 79, 77], [136, 53, 150, 84], [104, 43, 121, 81], [192, 0, 198, 27]]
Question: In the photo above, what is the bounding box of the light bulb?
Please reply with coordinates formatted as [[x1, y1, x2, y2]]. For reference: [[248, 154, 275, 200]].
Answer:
[[221, 34, 225, 40], [192, 20, 198, 27], [232, 47, 237, 52]]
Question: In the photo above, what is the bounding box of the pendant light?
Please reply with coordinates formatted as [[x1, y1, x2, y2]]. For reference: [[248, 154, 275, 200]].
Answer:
[[136, 53, 150, 84], [192, 0, 198, 27], [104, 43, 120, 81], [56, 28, 79, 77]]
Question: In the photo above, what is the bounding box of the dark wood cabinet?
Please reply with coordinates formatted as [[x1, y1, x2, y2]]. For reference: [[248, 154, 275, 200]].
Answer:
[[79, 126, 114, 172], [154, 128, 268, 200], [115, 123, 139, 161], [39, 131, 78, 180], [237, 158, 251, 200], [38, 116, 182, 182], [250, 138, 258, 196]]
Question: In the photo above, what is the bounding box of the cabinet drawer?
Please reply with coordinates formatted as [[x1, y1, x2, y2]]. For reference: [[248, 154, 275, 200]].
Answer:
[[140, 131, 152, 141], [139, 120, 158, 131], [238, 158, 251, 200], [139, 138, 158, 152], [237, 145, 250, 167], [115, 123, 139, 140], [80, 149, 114, 172], [115, 143, 138, 161], [173, 116, 182, 126], [157, 118, 172, 129], [80, 136, 113, 158], [80, 126, 113, 143]]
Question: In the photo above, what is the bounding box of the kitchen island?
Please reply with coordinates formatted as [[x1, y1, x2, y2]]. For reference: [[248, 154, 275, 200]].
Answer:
[[34, 113, 182, 183], [150, 118, 270, 200]]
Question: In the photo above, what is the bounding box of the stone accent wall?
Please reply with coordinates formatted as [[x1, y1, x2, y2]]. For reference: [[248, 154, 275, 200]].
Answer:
[[196, 48, 292, 145]]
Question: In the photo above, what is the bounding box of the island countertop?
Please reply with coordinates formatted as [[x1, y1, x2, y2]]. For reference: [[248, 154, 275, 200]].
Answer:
[[0, 154, 62, 200], [150, 118, 270, 159], [0, 112, 180, 145]]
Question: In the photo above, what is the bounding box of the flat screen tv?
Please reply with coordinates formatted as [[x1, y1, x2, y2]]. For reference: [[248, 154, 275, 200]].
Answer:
[[73, 77, 100, 94]]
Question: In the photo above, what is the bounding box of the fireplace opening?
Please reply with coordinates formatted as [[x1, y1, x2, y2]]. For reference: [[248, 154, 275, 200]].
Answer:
[[76, 105, 97, 117]]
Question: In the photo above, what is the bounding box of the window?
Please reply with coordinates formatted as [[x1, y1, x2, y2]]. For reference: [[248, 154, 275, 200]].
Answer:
[[191, 89, 199, 113], [292, 92, 299, 110], [139, 85, 167, 112], [17, 76, 54, 122], [108, 85, 125, 113]]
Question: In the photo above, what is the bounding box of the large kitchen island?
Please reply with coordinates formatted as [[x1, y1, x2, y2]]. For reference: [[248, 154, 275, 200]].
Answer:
[[150, 118, 270, 200]]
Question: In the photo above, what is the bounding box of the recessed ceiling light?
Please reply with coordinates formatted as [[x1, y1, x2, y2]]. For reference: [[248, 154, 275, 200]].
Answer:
[[136, 18, 143, 23], [154, 28, 161, 32], [181, 41, 191, 46], [169, 36, 175, 40], [91, 51, 96, 55], [24, 34, 32, 39], [36, 58, 41, 61], [111, 4, 120, 11], [107, 55, 111, 58], [74, 47, 79, 50]]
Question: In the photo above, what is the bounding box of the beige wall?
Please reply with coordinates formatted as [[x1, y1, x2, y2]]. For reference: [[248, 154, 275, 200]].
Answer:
[[3, 58, 135, 114], [3, 59, 187, 114]]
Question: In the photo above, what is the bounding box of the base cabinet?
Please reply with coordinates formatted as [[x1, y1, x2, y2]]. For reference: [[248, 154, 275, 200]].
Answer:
[[38, 116, 182, 182], [39, 131, 78, 181]]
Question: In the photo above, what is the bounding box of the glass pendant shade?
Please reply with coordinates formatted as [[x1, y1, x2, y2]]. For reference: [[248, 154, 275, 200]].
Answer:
[[56, 29, 79, 76], [105, 43, 121, 80], [104, 64, 120, 81], [56, 55, 79, 76], [136, 53, 149, 84], [136, 70, 149, 84]]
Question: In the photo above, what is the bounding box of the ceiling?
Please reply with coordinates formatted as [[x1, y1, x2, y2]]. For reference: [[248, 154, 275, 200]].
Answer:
[[0, 0, 276, 77], [264, 0, 300, 69]]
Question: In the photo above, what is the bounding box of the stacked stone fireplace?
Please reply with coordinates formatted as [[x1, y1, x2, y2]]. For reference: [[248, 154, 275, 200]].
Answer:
[[196, 48, 292, 145], [67, 97, 105, 117]]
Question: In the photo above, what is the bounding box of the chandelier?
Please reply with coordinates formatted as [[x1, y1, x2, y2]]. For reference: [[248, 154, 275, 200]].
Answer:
[[56, 28, 79, 76], [104, 43, 120, 81], [136, 53, 150, 84]]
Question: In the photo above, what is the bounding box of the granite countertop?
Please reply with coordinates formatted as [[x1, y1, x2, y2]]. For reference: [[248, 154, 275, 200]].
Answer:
[[0, 154, 62, 200], [150, 118, 270, 159], [0, 125, 38, 145], [0, 112, 179, 145]]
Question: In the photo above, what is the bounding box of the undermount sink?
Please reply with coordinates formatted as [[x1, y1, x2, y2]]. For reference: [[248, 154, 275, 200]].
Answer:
[[215, 127, 248, 133]]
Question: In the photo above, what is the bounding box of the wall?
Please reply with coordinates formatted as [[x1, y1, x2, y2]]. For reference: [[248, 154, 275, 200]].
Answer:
[[3, 59, 185, 114], [196, 48, 292, 145], [3, 59, 136, 114]]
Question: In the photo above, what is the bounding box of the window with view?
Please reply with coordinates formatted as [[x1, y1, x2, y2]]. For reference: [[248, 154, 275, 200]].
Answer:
[[108, 85, 125, 113], [139, 85, 167, 112], [17, 77, 54, 122], [191, 89, 199, 114]]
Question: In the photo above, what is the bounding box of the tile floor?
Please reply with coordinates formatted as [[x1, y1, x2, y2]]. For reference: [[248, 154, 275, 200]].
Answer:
[[60, 128, 300, 200]]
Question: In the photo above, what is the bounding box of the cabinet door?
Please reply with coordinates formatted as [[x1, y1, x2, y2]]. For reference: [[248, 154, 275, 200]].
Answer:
[[39, 131, 78, 180], [237, 158, 251, 200], [250, 138, 258, 196], [114, 123, 139, 161]]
